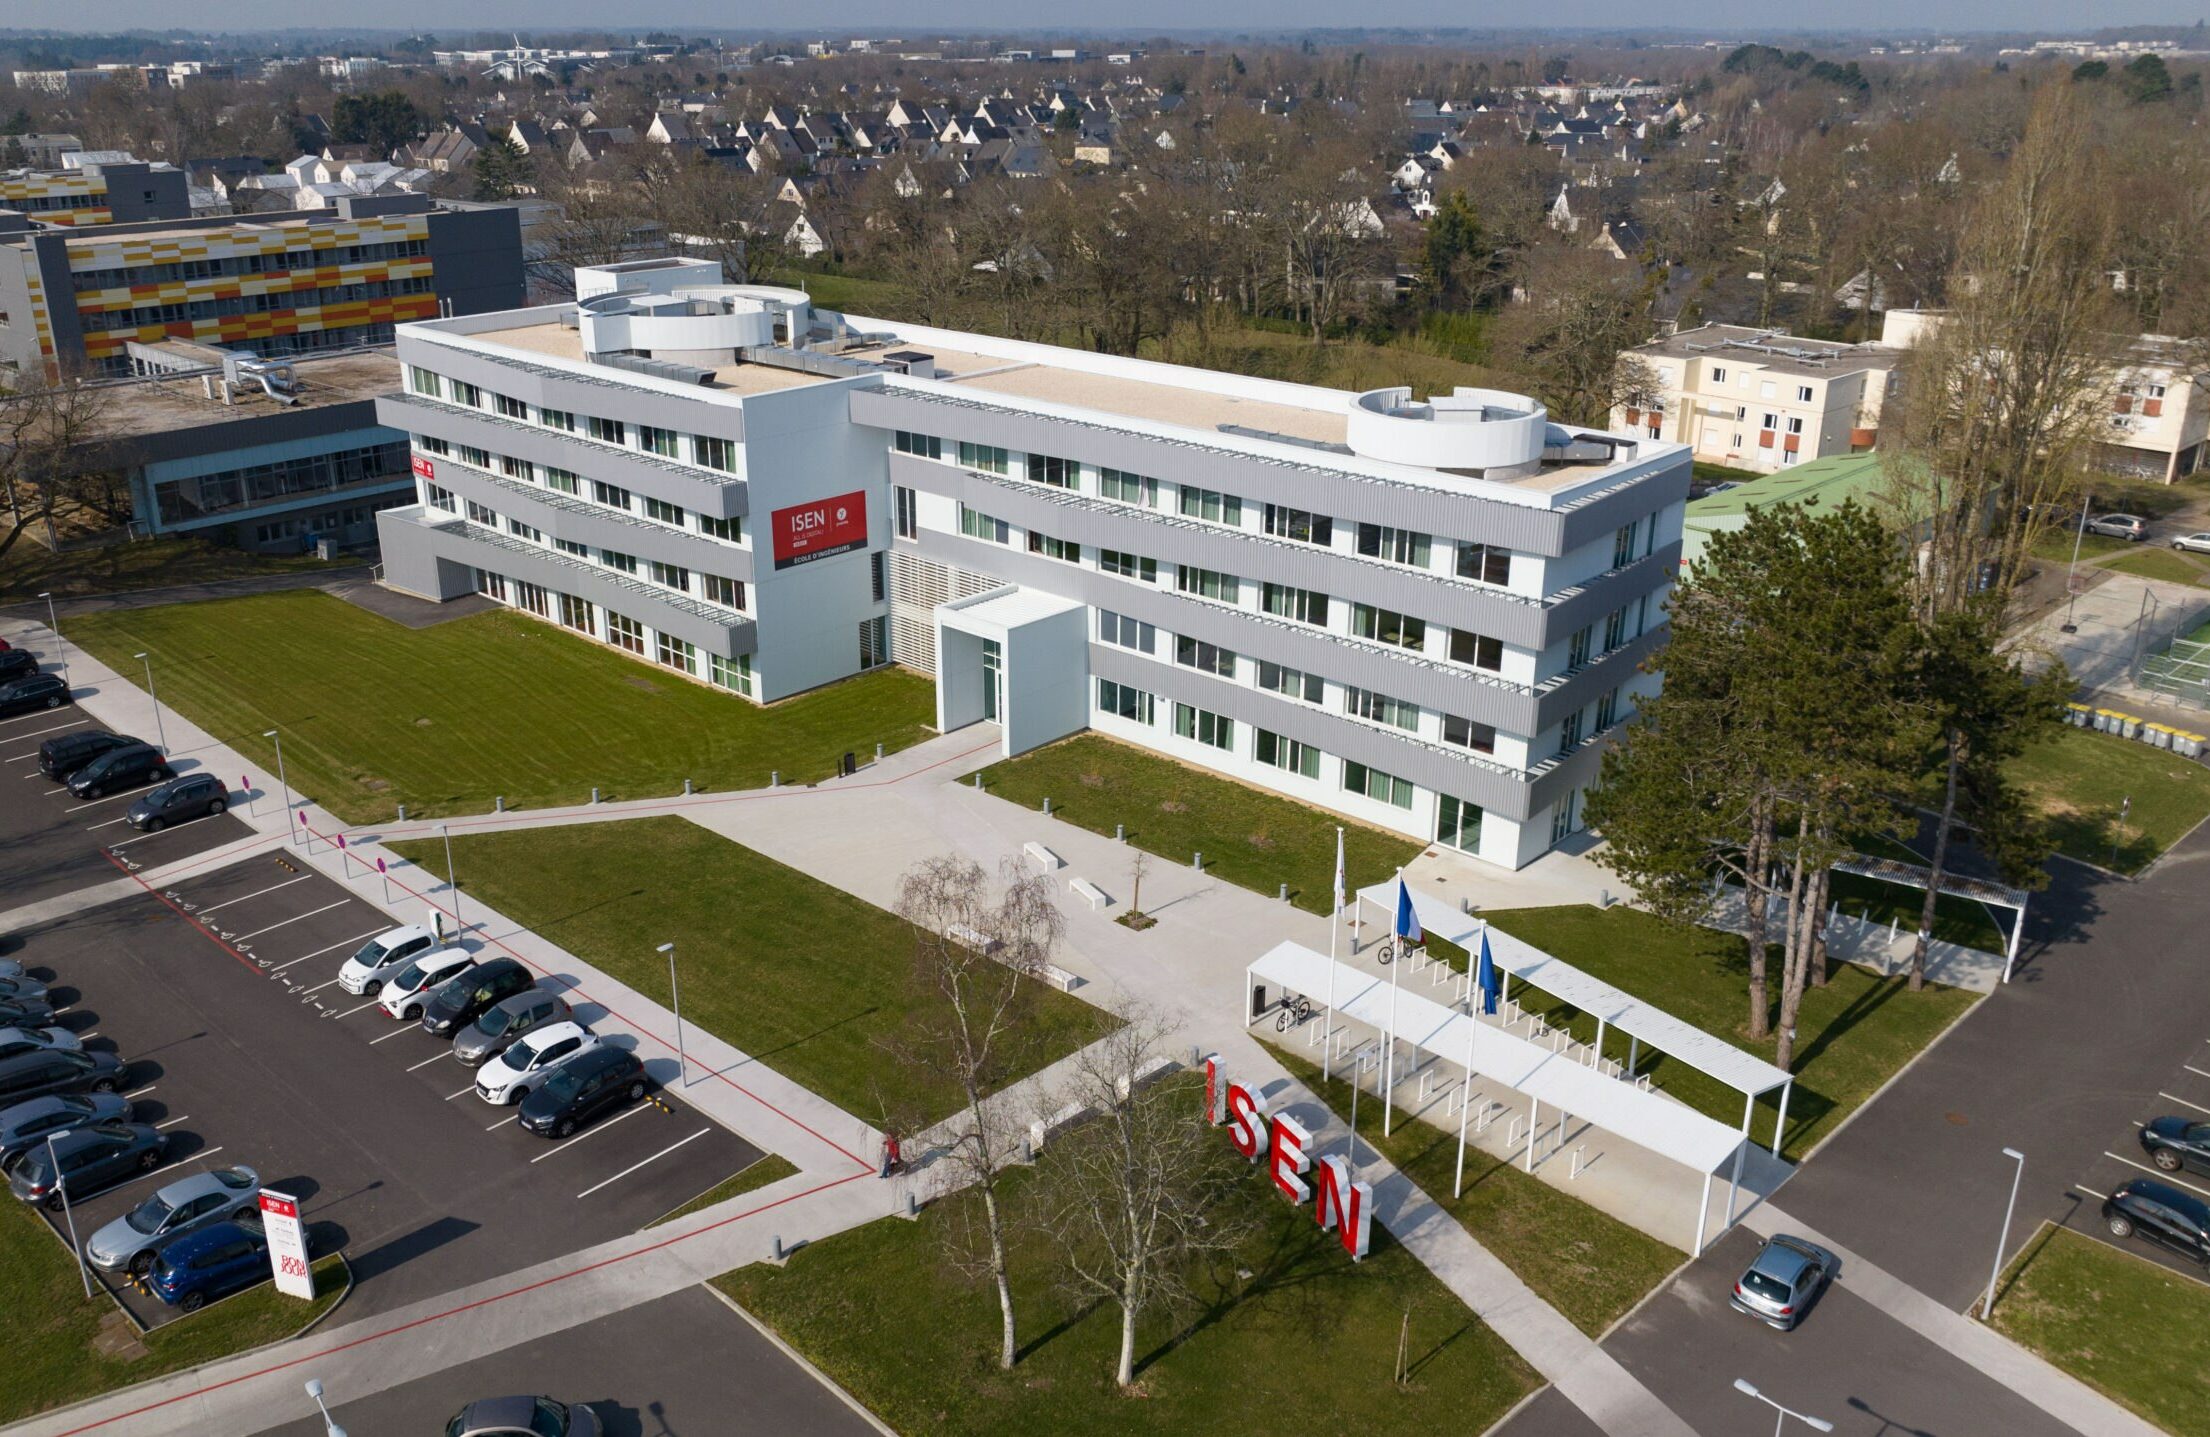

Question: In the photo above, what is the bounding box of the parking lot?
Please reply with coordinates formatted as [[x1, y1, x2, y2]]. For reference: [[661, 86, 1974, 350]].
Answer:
[[12, 850, 763, 1328], [2061, 1030, 2210, 1287]]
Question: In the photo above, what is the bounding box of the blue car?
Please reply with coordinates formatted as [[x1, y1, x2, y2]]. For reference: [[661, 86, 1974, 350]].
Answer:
[[146, 1221, 272, 1312]]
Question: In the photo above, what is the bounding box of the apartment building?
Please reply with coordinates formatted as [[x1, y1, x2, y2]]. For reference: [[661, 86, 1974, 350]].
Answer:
[[375, 260, 1686, 870], [0, 155, 190, 229], [1615, 324, 1896, 474], [0, 194, 523, 379]]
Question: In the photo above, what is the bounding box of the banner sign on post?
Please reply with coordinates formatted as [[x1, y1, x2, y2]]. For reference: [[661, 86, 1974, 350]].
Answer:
[[257, 1189, 314, 1299], [411, 455, 436, 480], [769, 491, 868, 570]]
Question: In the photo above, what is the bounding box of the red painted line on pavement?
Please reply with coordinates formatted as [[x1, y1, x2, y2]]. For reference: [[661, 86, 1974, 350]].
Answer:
[[47, 1171, 869, 1437]]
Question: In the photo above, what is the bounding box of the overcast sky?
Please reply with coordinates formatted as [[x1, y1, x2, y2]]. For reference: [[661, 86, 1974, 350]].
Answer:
[[4, 1, 2202, 35]]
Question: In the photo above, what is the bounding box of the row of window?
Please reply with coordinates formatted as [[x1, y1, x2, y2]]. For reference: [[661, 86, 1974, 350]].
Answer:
[[154, 439, 409, 526], [79, 275, 432, 332], [1703, 365, 1818, 405], [409, 367, 741, 477], [472, 569, 759, 696], [434, 486, 749, 612], [72, 237, 430, 293], [415, 437, 744, 545]]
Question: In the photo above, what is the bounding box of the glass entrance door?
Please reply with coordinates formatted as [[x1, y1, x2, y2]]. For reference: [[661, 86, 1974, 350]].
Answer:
[[981, 638, 1002, 722]]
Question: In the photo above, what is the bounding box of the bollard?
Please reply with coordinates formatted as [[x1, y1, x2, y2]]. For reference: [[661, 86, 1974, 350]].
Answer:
[[771, 1234, 784, 1262], [1571, 1145, 1585, 1180], [770, 771, 780, 789], [1042, 796, 1052, 816], [974, 772, 983, 789], [1279, 883, 1289, 902], [1020, 1135, 1035, 1163], [396, 804, 407, 822], [875, 742, 884, 761], [495, 796, 504, 813], [1115, 823, 1125, 842], [903, 1189, 920, 1220], [1193, 851, 1203, 872], [683, 778, 693, 795], [591, 787, 600, 804]]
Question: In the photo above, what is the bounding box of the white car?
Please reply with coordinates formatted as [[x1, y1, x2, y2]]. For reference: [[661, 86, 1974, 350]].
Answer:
[[475, 1021, 600, 1105], [337, 925, 441, 997], [2172, 531, 2210, 555], [0, 1027, 81, 1061], [377, 948, 476, 1021]]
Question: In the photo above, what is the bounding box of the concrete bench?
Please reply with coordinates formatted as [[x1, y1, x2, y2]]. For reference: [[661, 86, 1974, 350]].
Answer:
[[1115, 1053, 1178, 1099], [1029, 1099, 1092, 1154], [945, 922, 1001, 954], [1038, 962, 1084, 993], [1024, 841, 1062, 871], [1069, 877, 1110, 910]]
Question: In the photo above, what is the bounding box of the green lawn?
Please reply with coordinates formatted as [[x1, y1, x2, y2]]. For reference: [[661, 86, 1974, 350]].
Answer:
[[68, 591, 939, 823], [0, 1197, 346, 1426], [388, 817, 1112, 1126], [2099, 547, 2210, 588], [1825, 866, 2008, 953], [977, 734, 1422, 914], [1449, 906, 1977, 1162], [1691, 461, 1763, 488], [646, 1153, 799, 1229], [718, 1113, 1537, 1434], [1990, 1224, 2210, 1436], [0, 532, 343, 605], [2031, 529, 2131, 563], [2008, 726, 2210, 873], [1269, 1046, 1679, 1335]]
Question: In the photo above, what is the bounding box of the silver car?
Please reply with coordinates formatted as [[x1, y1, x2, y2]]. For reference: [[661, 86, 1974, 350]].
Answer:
[[453, 989, 572, 1068], [2172, 531, 2210, 555], [1729, 1234, 1834, 1331], [2086, 513, 2147, 541], [85, 1164, 261, 1275]]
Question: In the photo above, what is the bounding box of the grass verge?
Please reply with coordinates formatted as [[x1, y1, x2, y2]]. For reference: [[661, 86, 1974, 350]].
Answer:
[[977, 733, 1421, 913], [68, 591, 938, 823], [388, 817, 1113, 1126], [1268, 1045, 1679, 1334], [0, 533, 344, 606], [1989, 1223, 2210, 1437], [2098, 547, 2210, 588], [2007, 726, 2210, 873], [646, 1153, 800, 1229]]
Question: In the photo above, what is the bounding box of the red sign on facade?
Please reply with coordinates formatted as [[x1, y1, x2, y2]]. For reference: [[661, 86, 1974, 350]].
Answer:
[[770, 491, 868, 570], [411, 455, 436, 480]]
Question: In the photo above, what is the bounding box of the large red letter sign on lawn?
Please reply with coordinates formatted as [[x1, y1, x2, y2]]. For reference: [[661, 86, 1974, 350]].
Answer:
[[1200, 1053, 1370, 1260], [1226, 1079, 1267, 1161], [1313, 1154, 1373, 1261], [1269, 1114, 1312, 1205]]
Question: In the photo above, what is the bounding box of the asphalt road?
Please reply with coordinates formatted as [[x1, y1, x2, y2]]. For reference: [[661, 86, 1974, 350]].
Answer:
[[258, 1284, 879, 1437]]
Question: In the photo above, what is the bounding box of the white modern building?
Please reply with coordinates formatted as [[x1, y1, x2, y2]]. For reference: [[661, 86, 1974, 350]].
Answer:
[[1615, 324, 1897, 473], [375, 259, 1688, 869]]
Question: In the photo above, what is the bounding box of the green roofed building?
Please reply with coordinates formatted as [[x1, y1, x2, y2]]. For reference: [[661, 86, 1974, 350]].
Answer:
[[1681, 451, 1895, 571]]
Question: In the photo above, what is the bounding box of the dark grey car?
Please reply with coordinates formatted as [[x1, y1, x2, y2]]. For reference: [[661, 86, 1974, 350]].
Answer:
[[444, 1395, 603, 1437], [0, 1048, 126, 1107], [125, 773, 229, 832], [0, 1092, 134, 1166], [453, 989, 572, 1068], [5, 1122, 163, 1211]]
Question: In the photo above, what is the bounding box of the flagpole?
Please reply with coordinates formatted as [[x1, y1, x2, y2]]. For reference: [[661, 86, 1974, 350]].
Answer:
[[1384, 868, 1402, 1139], [1324, 827, 1342, 1081], [1455, 992, 1477, 1198]]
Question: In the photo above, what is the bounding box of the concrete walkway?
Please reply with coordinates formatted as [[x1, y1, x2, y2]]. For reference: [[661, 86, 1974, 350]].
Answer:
[[0, 564, 370, 620]]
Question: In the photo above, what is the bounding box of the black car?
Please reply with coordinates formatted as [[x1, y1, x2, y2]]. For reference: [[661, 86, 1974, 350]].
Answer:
[[125, 774, 229, 832], [444, 1396, 603, 1437], [420, 957, 536, 1038], [518, 1047, 650, 1139], [39, 731, 143, 783], [0, 1093, 134, 1166], [5, 1122, 163, 1211], [0, 977, 50, 1007], [2102, 1180, 2210, 1266], [65, 743, 169, 800], [0, 1048, 125, 1107], [2140, 1116, 2210, 1176], [0, 998, 59, 1029], [0, 650, 35, 683], [0, 674, 70, 718]]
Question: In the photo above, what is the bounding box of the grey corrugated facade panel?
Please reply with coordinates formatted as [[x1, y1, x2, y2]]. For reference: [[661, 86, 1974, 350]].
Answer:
[[1529, 626, 1667, 734], [424, 459, 756, 582], [425, 205, 527, 317], [1088, 644, 1542, 822], [399, 334, 747, 448], [97, 163, 191, 223], [1555, 461, 1692, 551], [1524, 726, 1617, 820], [376, 507, 477, 600], [378, 392, 750, 521], [890, 452, 1675, 650]]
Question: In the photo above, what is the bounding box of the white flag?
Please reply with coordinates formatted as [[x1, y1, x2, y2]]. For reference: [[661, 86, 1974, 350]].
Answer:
[[1332, 827, 1345, 917]]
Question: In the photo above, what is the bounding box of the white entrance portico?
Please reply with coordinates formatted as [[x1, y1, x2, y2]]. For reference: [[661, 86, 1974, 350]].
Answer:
[[934, 585, 1089, 757]]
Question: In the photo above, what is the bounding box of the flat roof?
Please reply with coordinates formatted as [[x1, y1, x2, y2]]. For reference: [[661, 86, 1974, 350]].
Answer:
[[1685, 451, 1891, 521], [1638, 324, 1899, 379], [91, 347, 399, 439], [485, 320, 828, 398]]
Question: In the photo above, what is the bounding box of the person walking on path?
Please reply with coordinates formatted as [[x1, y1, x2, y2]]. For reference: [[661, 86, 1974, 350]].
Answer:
[[880, 1130, 902, 1178]]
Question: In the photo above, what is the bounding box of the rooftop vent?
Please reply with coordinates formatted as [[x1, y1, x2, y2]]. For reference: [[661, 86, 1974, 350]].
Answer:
[[595, 351, 717, 386]]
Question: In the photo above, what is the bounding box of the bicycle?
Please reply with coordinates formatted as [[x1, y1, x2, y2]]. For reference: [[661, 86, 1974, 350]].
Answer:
[[1375, 940, 1423, 967], [1275, 994, 1316, 1032]]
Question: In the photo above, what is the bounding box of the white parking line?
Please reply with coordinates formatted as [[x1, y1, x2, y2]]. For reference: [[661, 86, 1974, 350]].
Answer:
[[2104, 1151, 2210, 1199], [299, 979, 343, 997], [485, 1113, 517, 1131], [134, 1147, 223, 1187], [234, 900, 352, 942], [85, 815, 133, 831], [63, 790, 147, 812], [271, 929, 384, 973], [368, 1024, 416, 1044], [153, 1115, 191, 1130], [76, 1029, 99, 1041], [577, 1128, 711, 1199], [2160, 1091, 2210, 1115], [528, 1101, 648, 1162], [405, 1051, 449, 1072], [197, 875, 312, 917], [2186, 1065, 2210, 1081], [2074, 1184, 2108, 1200], [333, 998, 381, 1019], [446, 1083, 477, 1100], [121, 1084, 156, 1100], [0, 709, 79, 729], [108, 821, 219, 848], [4, 719, 92, 752]]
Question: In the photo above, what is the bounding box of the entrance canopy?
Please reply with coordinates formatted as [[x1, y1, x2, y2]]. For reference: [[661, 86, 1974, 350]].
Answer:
[[935, 584, 1088, 757]]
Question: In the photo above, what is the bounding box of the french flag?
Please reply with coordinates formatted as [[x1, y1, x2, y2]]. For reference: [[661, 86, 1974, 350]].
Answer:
[[1393, 877, 1423, 946]]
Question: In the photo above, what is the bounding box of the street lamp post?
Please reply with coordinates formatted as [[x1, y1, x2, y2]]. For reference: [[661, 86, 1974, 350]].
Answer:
[[133, 651, 167, 755], [45, 1130, 92, 1299], [264, 729, 294, 838], [1732, 1378, 1833, 1436], [1984, 1147, 2027, 1321], [439, 824, 461, 933], [660, 941, 687, 1087], [37, 591, 63, 684], [303, 1377, 348, 1437]]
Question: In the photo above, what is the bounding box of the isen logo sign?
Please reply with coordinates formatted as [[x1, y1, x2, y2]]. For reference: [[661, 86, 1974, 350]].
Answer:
[[770, 490, 869, 570], [411, 455, 436, 480], [1204, 1053, 1371, 1259]]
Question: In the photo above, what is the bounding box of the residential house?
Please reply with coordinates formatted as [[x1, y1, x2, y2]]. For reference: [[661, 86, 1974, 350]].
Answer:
[[1614, 324, 1900, 472]]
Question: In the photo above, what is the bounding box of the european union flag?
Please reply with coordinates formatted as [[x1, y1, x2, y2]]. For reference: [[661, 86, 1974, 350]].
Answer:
[[1476, 929, 1501, 1017]]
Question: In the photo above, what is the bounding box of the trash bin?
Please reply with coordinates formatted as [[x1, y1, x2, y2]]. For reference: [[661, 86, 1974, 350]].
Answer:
[[840, 750, 856, 777], [2120, 717, 2140, 739], [315, 539, 337, 561]]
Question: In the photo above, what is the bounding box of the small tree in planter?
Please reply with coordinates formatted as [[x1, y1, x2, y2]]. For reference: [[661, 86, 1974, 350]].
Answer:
[[1117, 848, 1156, 930]]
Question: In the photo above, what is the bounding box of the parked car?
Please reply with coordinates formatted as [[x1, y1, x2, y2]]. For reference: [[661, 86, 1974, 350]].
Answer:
[[86, 1164, 260, 1275], [0, 1027, 80, 1062], [0, 674, 71, 718], [2086, 513, 2148, 541], [2141, 1116, 2210, 1176], [0, 1048, 123, 1106], [2102, 1180, 2210, 1266], [0, 957, 24, 980], [378, 948, 477, 1021], [442, 1396, 602, 1437], [5, 1122, 163, 1211], [476, 1022, 600, 1106], [0, 998, 61, 1030], [454, 990, 572, 1068], [2172, 531, 2210, 555], [1729, 1234, 1834, 1331], [0, 1092, 133, 1166], [0, 977, 50, 1006], [147, 1220, 275, 1312], [336, 926, 441, 997], [65, 743, 170, 800], [125, 774, 229, 833], [38, 731, 142, 783], [518, 1047, 649, 1140], [420, 958, 535, 1039], [0, 650, 36, 683]]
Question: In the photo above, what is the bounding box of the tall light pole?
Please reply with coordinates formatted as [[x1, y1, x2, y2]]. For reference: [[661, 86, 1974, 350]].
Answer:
[[660, 941, 687, 1087], [1732, 1378, 1833, 1436], [264, 729, 294, 839], [37, 591, 63, 684], [439, 823, 461, 932], [45, 1130, 92, 1299], [1984, 1146, 2027, 1321], [303, 1378, 348, 1437], [132, 651, 167, 755]]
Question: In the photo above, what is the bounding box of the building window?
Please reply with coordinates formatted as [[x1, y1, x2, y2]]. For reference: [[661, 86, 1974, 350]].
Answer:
[[592, 481, 631, 511], [418, 436, 451, 457], [449, 379, 482, 408], [1343, 761, 1414, 809], [640, 426, 679, 458], [649, 561, 690, 592], [1613, 522, 1639, 570], [1786, 416, 1804, 436], [1595, 687, 1620, 730], [559, 593, 594, 633], [699, 513, 741, 542], [458, 445, 491, 470], [466, 500, 498, 527], [1436, 795, 1483, 852], [644, 497, 686, 526], [540, 407, 576, 433], [1099, 549, 1157, 582], [605, 612, 646, 655], [1258, 660, 1325, 704], [1795, 385, 1814, 403], [1450, 629, 1504, 672], [1261, 503, 1332, 547], [657, 633, 697, 674], [407, 365, 441, 398], [1456, 541, 1511, 586], [1443, 714, 1497, 754], [544, 467, 579, 495], [494, 393, 527, 420], [894, 486, 918, 540], [1098, 610, 1156, 653], [1099, 468, 1156, 507], [1346, 686, 1419, 732], [710, 652, 753, 696], [1173, 703, 1234, 750], [506, 518, 542, 543], [695, 436, 737, 471], [1255, 729, 1321, 779], [1352, 604, 1426, 651], [555, 538, 589, 557], [1176, 565, 1239, 602], [1261, 582, 1329, 627], [1558, 708, 1586, 755], [860, 615, 889, 668], [1603, 607, 1627, 651], [499, 454, 533, 483], [1028, 531, 1079, 563], [703, 574, 745, 609], [425, 483, 456, 512], [1177, 486, 1242, 526], [602, 550, 639, 575], [587, 416, 627, 446], [475, 569, 507, 600], [871, 550, 887, 602], [894, 430, 941, 459], [959, 505, 1011, 544], [958, 441, 1009, 474], [1025, 453, 1077, 487], [1710, 365, 1727, 383], [1356, 522, 1431, 568], [515, 581, 550, 617], [1174, 635, 1236, 678], [1567, 625, 1593, 670], [1098, 679, 1155, 724]]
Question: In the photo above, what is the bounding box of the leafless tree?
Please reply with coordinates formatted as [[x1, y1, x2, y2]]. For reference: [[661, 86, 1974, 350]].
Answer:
[[0, 372, 119, 561], [1489, 248, 1660, 426]]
